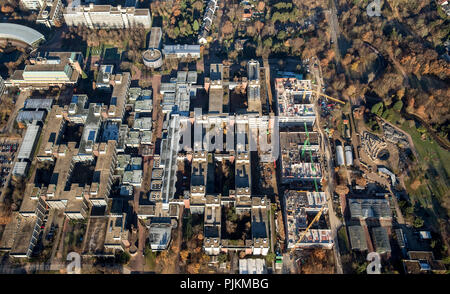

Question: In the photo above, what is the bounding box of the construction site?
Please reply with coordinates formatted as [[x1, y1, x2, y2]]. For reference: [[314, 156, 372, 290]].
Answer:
[[272, 74, 350, 274]]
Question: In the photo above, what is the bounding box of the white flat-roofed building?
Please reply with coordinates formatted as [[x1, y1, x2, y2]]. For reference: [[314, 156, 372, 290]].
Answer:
[[75, 103, 102, 161], [149, 222, 172, 250], [24, 98, 53, 111], [133, 117, 152, 131], [239, 259, 267, 274], [163, 44, 201, 59], [64, 3, 152, 29], [12, 162, 29, 177], [108, 73, 131, 121], [20, 0, 44, 10], [17, 124, 41, 160]]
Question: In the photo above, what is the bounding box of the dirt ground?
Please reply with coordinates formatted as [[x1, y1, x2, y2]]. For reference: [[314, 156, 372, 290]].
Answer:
[[298, 249, 336, 274], [355, 120, 400, 172]]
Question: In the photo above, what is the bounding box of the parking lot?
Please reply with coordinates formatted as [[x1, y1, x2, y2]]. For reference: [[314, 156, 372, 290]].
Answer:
[[0, 138, 20, 189]]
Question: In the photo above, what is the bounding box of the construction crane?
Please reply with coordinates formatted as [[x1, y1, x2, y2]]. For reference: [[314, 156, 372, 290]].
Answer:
[[311, 90, 346, 105], [290, 205, 327, 253], [289, 122, 325, 253], [300, 85, 346, 105]]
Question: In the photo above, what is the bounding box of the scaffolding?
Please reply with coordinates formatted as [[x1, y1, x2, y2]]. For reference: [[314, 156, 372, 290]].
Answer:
[[289, 122, 325, 251], [302, 121, 319, 192]]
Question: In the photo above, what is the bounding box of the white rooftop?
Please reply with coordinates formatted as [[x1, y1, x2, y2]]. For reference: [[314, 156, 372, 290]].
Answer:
[[0, 23, 45, 46]]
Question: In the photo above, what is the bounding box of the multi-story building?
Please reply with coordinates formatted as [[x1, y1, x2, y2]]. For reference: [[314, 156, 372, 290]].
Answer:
[[3, 190, 47, 258], [64, 3, 152, 29], [275, 78, 316, 127], [198, 0, 218, 44], [143, 27, 163, 68], [20, 0, 44, 10], [247, 60, 262, 115], [7, 51, 83, 89], [108, 72, 131, 122], [285, 190, 332, 250], [36, 0, 64, 28], [280, 131, 322, 184]]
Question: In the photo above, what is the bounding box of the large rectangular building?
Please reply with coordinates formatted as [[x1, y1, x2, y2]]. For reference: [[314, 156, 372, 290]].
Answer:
[[7, 51, 83, 88], [348, 198, 392, 220], [64, 3, 152, 29], [20, 0, 44, 10], [275, 78, 316, 126], [17, 124, 41, 160], [280, 131, 322, 183], [163, 44, 201, 59]]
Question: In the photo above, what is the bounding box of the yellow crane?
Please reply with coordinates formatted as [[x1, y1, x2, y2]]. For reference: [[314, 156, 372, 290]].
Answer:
[[289, 205, 327, 253], [300, 83, 346, 105], [311, 90, 346, 105]]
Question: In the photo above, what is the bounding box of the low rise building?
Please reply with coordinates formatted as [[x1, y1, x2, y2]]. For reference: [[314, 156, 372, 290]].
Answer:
[[36, 106, 65, 161], [348, 225, 368, 251], [371, 226, 391, 254], [149, 221, 172, 251], [163, 44, 201, 59], [203, 195, 221, 255], [348, 198, 392, 220], [239, 259, 267, 274], [251, 197, 269, 256], [16, 111, 46, 127], [143, 27, 163, 68], [96, 65, 114, 89], [198, 0, 218, 44], [17, 123, 41, 161], [24, 98, 53, 111], [108, 73, 131, 121], [403, 251, 446, 274]]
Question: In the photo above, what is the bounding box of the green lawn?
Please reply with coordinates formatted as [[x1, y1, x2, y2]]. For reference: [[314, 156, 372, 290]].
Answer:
[[382, 110, 449, 222], [144, 246, 157, 271], [337, 226, 350, 255], [400, 120, 449, 206]]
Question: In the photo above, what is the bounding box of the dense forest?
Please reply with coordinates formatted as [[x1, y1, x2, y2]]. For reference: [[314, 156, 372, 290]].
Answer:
[[329, 0, 450, 139]]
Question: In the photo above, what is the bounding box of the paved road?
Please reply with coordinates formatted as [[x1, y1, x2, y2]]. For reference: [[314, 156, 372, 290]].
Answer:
[[316, 106, 344, 274], [263, 59, 274, 112], [3, 90, 29, 134], [128, 74, 162, 273], [311, 55, 344, 274]]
